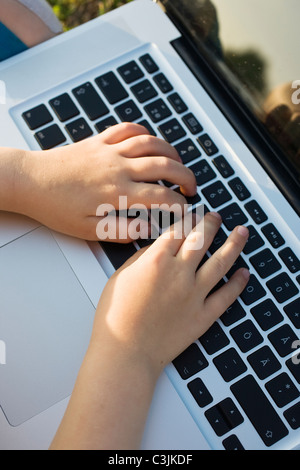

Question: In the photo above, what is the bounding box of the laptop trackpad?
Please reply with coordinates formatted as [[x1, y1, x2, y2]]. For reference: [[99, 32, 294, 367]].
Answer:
[[0, 227, 96, 426]]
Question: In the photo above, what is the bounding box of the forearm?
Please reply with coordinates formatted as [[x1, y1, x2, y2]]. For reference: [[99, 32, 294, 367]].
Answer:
[[0, 147, 28, 213], [50, 341, 158, 450]]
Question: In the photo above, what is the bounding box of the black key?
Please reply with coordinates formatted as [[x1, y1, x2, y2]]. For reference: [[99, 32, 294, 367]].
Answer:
[[189, 160, 216, 186], [167, 92, 188, 114], [247, 346, 281, 380], [95, 71, 128, 104], [209, 228, 227, 255], [117, 60, 144, 84], [218, 398, 244, 429], [49, 93, 79, 122], [266, 272, 299, 304], [230, 319, 264, 353], [297, 274, 300, 285], [115, 100, 142, 122], [95, 116, 118, 133], [250, 248, 281, 279], [286, 356, 300, 384], [73, 82, 109, 120], [173, 343, 208, 380], [197, 133, 219, 156], [144, 98, 172, 123], [223, 435, 245, 450], [188, 378, 213, 408], [182, 113, 203, 135], [202, 181, 232, 208], [131, 79, 158, 103], [240, 274, 266, 306], [205, 398, 244, 437], [213, 348, 247, 382], [23, 104, 53, 130], [229, 177, 251, 201], [245, 200, 268, 225], [243, 225, 265, 255], [212, 155, 234, 178], [250, 299, 283, 331], [231, 375, 289, 447], [153, 73, 173, 93], [262, 223, 285, 249], [218, 203, 248, 231], [138, 119, 156, 136], [34, 124, 66, 150], [205, 404, 231, 437], [100, 241, 137, 270], [284, 402, 300, 429], [65, 117, 93, 142], [221, 300, 247, 327], [137, 237, 155, 249], [284, 298, 300, 329], [266, 373, 299, 408], [175, 139, 201, 164], [199, 322, 230, 355], [158, 118, 186, 143], [279, 247, 300, 274], [268, 324, 299, 357], [139, 53, 159, 74]]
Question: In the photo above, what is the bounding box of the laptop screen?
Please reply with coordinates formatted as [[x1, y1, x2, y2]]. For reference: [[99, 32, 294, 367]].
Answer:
[[162, 0, 300, 183]]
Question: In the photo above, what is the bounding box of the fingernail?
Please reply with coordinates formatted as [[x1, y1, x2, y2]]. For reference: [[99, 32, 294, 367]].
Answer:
[[210, 211, 222, 220], [237, 226, 249, 237], [242, 268, 250, 280]]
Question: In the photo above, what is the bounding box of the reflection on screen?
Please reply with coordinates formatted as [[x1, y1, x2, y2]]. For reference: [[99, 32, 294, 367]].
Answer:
[[162, 0, 300, 181]]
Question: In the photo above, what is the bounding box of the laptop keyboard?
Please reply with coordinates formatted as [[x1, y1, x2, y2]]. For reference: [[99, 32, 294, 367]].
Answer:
[[18, 46, 300, 450]]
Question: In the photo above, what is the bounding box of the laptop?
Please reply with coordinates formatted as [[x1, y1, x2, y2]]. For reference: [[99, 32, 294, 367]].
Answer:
[[0, 0, 299, 450]]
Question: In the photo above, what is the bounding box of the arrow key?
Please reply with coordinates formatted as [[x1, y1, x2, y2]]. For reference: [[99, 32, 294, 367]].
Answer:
[[65, 117, 93, 142], [188, 377, 213, 408], [205, 405, 231, 437], [218, 398, 244, 429]]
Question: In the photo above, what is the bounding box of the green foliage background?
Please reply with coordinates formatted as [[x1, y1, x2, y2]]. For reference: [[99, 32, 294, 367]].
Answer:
[[48, 0, 133, 30]]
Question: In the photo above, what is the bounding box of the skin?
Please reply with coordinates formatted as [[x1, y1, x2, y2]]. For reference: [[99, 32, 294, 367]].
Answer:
[[0, 0, 59, 47], [0, 123, 197, 241]]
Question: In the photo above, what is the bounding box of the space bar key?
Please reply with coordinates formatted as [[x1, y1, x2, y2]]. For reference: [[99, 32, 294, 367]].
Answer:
[[230, 375, 288, 447]]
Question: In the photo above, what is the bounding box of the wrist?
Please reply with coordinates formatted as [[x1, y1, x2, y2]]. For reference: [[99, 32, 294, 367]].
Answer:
[[0, 147, 27, 213], [86, 337, 160, 387]]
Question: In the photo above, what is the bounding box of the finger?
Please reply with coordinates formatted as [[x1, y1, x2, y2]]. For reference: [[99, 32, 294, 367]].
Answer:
[[176, 212, 222, 270], [127, 181, 190, 214], [116, 134, 182, 163], [203, 268, 250, 326], [92, 214, 150, 243], [145, 213, 194, 257], [128, 157, 197, 196], [100, 122, 150, 145], [196, 225, 249, 297]]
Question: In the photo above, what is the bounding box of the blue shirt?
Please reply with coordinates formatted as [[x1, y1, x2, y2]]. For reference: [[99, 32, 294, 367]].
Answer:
[[0, 21, 28, 61]]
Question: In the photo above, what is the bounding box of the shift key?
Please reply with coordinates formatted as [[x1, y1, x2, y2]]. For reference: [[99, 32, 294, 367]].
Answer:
[[231, 375, 288, 447]]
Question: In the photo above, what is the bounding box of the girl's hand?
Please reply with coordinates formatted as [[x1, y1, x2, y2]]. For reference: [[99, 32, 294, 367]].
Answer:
[[18, 123, 196, 241], [90, 212, 250, 378]]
